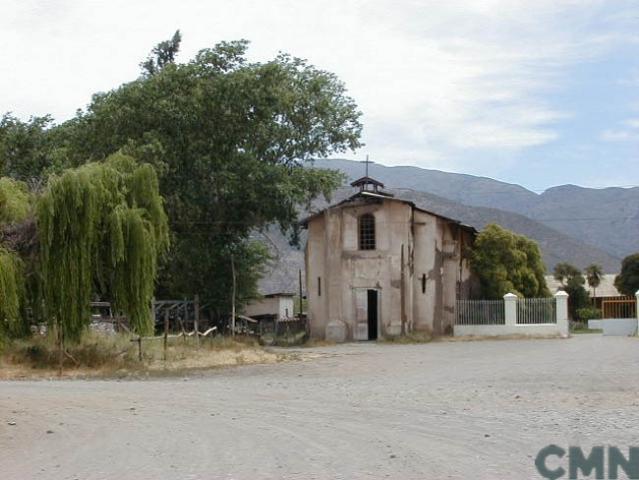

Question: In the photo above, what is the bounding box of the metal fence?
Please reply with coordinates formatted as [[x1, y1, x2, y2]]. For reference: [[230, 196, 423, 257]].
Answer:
[[455, 300, 505, 325], [601, 297, 636, 319], [517, 298, 556, 324]]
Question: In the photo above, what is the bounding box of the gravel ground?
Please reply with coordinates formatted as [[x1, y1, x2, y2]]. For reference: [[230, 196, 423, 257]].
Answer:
[[2, 335, 639, 479]]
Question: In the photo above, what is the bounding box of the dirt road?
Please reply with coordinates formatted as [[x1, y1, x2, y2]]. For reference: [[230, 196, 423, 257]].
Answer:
[[2, 335, 639, 479]]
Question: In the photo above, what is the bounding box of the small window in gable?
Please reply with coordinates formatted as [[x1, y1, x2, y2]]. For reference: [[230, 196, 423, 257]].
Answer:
[[359, 213, 376, 250]]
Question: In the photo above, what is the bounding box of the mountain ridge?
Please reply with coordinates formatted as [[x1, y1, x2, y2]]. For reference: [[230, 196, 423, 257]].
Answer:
[[311, 158, 638, 261], [257, 183, 621, 295]]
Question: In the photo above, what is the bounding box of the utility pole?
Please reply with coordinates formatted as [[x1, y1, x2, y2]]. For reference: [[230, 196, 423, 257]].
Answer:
[[298, 269, 303, 318], [400, 244, 406, 336]]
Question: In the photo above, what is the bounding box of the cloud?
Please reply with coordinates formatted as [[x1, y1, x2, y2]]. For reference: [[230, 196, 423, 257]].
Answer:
[[601, 130, 636, 142], [601, 118, 639, 142], [1, 0, 637, 177], [340, 0, 635, 161]]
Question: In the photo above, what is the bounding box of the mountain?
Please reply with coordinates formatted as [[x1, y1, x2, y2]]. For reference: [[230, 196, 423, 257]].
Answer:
[[258, 185, 621, 295], [312, 158, 638, 262]]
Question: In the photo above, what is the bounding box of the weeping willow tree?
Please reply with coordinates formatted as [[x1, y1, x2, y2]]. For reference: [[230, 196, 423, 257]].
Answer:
[[0, 178, 30, 341], [38, 153, 169, 342], [0, 247, 25, 339], [0, 177, 30, 225]]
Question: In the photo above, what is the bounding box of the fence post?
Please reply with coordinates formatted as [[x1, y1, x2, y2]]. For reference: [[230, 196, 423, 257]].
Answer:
[[194, 295, 200, 348], [163, 309, 169, 361], [504, 293, 517, 326], [635, 291, 639, 335], [555, 291, 569, 338]]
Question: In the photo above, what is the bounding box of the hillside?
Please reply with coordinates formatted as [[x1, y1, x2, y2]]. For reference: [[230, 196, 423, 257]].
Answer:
[[312, 158, 638, 261]]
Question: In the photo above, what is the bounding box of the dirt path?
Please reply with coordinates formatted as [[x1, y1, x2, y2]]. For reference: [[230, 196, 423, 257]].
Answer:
[[2, 335, 639, 479]]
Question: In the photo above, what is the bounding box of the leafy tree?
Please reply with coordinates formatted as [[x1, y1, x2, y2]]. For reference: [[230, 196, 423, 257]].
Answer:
[[49, 36, 360, 315], [615, 253, 639, 296], [37, 153, 169, 342], [584, 264, 603, 299], [470, 224, 550, 299], [553, 262, 589, 320], [0, 177, 32, 340], [140, 30, 182, 76], [0, 177, 31, 224], [0, 114, 54, 183], [553, 262, 582, 288]]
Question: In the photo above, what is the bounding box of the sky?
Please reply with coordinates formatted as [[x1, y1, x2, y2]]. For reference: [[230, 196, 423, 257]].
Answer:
[[2, 0, 639, 191]]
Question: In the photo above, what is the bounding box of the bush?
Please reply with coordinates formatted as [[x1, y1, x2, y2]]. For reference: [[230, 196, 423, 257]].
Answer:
[[576, 307, 602, 322]]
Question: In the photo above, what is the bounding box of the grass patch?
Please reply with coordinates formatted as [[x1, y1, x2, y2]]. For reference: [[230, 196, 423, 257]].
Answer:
[[571, 322, 602, 334], [572, 328, 602, 334], [0, 332, 289, 380], [299, 338, 337, 348]]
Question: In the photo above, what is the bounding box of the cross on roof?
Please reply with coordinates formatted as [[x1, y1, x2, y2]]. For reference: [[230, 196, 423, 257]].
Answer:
[[350, 155, 385, 192]]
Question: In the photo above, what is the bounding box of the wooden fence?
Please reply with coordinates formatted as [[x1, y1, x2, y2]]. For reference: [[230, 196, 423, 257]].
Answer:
[[601, 297, 637, 319]]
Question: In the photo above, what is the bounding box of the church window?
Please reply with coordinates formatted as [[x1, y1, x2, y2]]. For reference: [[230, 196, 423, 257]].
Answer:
[[358, 213, 376, 250]]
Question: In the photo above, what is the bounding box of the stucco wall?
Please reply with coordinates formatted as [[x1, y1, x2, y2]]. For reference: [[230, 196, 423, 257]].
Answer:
[[244, 296, 295, 319], [306, 197, 414, 340], [306, 196, 476, 340], [306, 215, 328, 339], [453, 324, 564, 337], [411, 210, 442, 333]]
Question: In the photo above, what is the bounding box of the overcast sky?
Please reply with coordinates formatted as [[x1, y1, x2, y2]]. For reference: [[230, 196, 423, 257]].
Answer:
[[3, 0, 639, 190]]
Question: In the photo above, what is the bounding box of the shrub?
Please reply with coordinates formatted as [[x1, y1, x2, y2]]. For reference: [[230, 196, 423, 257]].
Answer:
[[576, 307, 602, 322]]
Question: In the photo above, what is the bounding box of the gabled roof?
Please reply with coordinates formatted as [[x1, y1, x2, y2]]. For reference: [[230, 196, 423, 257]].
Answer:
[[350, 176, 385, 188], [263, 292, 296, 298], [300, 190, 477, 234]]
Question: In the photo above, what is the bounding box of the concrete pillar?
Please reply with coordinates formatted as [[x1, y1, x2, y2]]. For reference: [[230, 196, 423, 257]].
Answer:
[[504, 293, 518, 326], [555, 291, 569, 338]]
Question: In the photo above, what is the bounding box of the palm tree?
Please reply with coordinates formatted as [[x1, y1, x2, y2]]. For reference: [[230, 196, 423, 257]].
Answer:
[[585, 264, 603, 302]]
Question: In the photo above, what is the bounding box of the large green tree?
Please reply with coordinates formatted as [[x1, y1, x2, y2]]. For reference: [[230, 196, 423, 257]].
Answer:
[[553, 262, 590, 320], [615, 253, 639, 296], [46, 36, 360, 313], [0, 153, 168, 343], [37, 153, 169, 341], [0, 114, 55, 183], [553, 262, 583, 288], [0, 177, 31, 340], [470, 224, 550, 299]]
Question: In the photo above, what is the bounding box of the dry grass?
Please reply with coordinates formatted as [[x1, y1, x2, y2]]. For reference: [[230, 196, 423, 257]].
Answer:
[[0, 332, 290, 380], [379, 331, 433, 344], [299, 338, 338, 348]]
